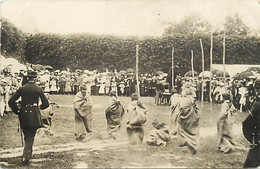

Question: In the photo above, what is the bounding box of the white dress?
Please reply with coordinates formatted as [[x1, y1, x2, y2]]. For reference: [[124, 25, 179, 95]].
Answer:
[[239, 87, 247, 106], [50, 80, 57, 92], [99, 83, 105, 94], [44, 82, 50, 93]]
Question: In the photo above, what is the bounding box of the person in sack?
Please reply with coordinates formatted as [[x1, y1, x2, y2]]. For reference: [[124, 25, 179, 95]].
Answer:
[[169, 89, 182, 137], [243, 79, 260, 168], [147, 119, 170, 146], [38, 93, 59, 136], [177, 88, 200, 155], [73, 83, 93, 141], [105, 90, 124, 139], [8, 70, 49, 166], [126, 93, 148, 145], [217, 93, 237, 154]]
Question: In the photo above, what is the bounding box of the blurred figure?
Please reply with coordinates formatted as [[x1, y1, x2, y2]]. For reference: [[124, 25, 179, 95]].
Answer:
[[40, 93, 59, 130], [126, 93, 148, 145], [169, 89, 182, 137], [147, 119, 170, 146], [73, 84, 93, 141], [105, 90, 124, 139], [2, 67, 18, 114], [239, 81, 248, 112], [0, 79, 7, 117], [217, 93, 237, 153], [177, 88, 200, 154], [243, 79, 260, 168]]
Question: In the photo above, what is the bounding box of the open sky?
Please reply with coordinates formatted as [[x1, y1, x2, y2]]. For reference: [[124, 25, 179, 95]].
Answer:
[[1, 0, 260, 36]]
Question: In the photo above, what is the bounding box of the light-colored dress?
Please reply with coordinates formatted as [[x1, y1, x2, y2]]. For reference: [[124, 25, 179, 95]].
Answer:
[[99, 83, 105, 94], [50, 80, 57, 92], [44, 82, 50, 93], [239, 87, 247, 106], [65, 79, 71, 93], [0, 85, 5, 116]]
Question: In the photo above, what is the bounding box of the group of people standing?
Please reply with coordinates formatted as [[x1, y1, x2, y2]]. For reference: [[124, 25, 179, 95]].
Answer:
[[175, 75, 258, 112], [31, 69, 168, 97], [3, 65, 260, 167]]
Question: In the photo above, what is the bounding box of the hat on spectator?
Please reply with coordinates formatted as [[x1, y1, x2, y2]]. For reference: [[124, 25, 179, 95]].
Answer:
[[131, 93, 139, 101], [80, 83, 87, 90], [27, 70, 38, 78], [182, 88, 193, 96], [3, 67, 11, 73], [222, 93, 231, 101], [256, 78, 260, 84], [109, 90, 116, 96], [1, 79, 7, 83], [172, 89, 178, 94]]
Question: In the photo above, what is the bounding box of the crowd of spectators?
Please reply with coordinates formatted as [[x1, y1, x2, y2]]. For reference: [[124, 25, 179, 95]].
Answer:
[[1, 66, 259, 117]]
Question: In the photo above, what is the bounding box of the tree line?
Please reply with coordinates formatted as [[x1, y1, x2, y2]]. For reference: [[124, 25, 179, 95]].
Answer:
[[1, 14, 260, 75]]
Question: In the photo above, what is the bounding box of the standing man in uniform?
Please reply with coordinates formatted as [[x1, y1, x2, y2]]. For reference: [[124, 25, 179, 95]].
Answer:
[[243, 79, 260, 168], [8, 70, 49, 166]]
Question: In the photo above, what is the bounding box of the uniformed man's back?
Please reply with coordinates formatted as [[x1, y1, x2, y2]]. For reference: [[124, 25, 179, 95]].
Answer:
[[8, 70, 49, 166]]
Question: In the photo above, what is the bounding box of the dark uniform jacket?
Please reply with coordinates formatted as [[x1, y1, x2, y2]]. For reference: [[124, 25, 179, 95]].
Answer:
[[8, 82, 49, 127], [243, 101, 260, 143], [243, 101, 260, 167]]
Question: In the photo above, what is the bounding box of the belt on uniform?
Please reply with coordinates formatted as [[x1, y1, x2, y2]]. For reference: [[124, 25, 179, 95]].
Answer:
[[23, 103, 38, 107]]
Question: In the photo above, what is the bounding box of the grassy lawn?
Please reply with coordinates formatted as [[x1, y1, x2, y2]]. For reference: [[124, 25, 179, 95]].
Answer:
[[0, 95, 251, 168]]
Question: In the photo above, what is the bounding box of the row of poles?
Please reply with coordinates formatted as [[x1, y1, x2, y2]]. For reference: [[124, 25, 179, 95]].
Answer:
[[135, 32, 227, 103]]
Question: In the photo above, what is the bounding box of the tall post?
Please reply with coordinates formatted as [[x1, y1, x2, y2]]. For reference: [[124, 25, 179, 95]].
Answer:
[[223, 32, 227, 92], [0, 21, 1, 55], [136, 45, 140, 97], [200, 39, 205, 102], [210, 32, 213, 102], [191, 50, 194, 82], [172, 47, 175, 89]]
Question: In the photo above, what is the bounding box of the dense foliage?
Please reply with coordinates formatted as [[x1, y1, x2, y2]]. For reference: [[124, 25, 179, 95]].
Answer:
[[1, 18, 27, 62], [1, 14, 260, 75], [24, 33, 260, 74]]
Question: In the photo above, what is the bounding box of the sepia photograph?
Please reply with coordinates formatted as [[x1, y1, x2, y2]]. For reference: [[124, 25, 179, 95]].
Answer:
[[0, 0, 260, 168]]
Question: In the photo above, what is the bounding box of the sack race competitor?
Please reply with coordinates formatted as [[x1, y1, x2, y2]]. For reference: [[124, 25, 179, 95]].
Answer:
[[177, 88, 200, 155], [105, 90, 124, 139], [126, 93, 148, 145], [73, 84, 93, 141], [147, 119, 170, 146]]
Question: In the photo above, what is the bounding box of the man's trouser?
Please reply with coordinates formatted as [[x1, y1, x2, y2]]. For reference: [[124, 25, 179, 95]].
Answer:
[[21, 126, 38, 161]]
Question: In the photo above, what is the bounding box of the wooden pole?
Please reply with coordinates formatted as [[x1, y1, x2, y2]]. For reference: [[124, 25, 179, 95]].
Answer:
[[191, 50, 194, 82], [223, 32, 227, 92], [200, 39, 204, 102], [136, 45, 140, 97], [172, 47, 175, 89], [210, 32, 213, 102], [209, 32, 213, 124]]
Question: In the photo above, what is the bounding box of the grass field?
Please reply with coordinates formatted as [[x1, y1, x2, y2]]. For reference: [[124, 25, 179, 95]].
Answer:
[[0, 95, 251, 168]]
